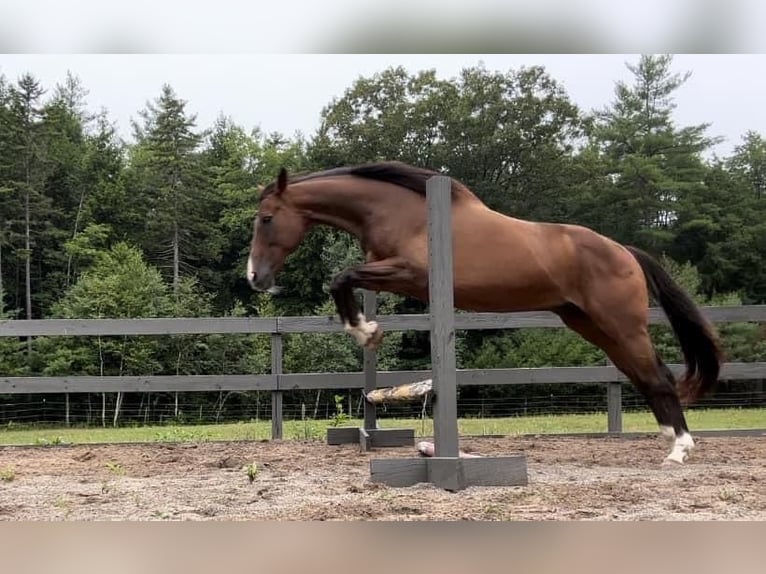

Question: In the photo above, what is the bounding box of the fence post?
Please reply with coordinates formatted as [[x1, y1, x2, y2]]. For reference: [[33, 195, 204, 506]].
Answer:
[[607, 382, 622, 433], [427, 175, 459, 459], [606, 355, 622, 433], [363, 289, 378, 431], [271, 332, 283, 440], [369, 175, 528, 490]]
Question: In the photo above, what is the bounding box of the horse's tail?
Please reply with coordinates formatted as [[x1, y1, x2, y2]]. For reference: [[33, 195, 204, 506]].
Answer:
[[626, 245, 723, 403]]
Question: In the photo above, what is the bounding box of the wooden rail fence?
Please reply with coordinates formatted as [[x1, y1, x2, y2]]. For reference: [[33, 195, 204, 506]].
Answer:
[[2, 304, 765, 437]]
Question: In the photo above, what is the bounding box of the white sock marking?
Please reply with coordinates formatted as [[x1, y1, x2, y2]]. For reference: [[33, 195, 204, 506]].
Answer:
[[665, 431, 694, 464], [344, 313, 379, 346]]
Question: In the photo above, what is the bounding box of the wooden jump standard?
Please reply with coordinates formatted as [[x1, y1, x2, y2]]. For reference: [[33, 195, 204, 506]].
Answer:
[[364, 175, 529, 491]]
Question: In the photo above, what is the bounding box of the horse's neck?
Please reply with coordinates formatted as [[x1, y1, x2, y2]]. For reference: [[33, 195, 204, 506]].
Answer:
[[291, 179, 378, 239]]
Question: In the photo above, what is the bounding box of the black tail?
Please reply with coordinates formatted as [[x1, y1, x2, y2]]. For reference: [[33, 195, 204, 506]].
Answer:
[[626, 246, 723, 403]]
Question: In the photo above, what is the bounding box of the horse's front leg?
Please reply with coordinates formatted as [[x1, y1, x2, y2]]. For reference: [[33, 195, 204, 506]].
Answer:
[[329, 258, 419, 351]]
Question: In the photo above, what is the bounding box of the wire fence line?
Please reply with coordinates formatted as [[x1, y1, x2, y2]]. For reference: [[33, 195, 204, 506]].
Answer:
[[0, 385, 764, 429]]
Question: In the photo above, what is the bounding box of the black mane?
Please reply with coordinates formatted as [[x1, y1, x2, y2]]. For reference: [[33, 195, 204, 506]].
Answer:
[[347, 161, 445, 195], [260, 161, 472, 201]]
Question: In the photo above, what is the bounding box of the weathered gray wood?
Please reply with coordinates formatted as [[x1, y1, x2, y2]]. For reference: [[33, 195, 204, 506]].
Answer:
[[719, 361, 766, 379], [370, 456, 528, 489], [456, 366, 630, 385], [363, 289, 378, 431], [653, 305, 766, 323], [279, 304, 766, 333], [427, 175, 459, 458], [427, 457, 463, 491], [0, 317, 278, 337], [281, 368, 632, 390], [326, 427, 414, 448], [607, 382, 623, 433], [0, 375, 277, 394], [275, 315, 344, 333], [368, 428, 415, 447], [369, 458, 429, 487], [428, 456, 529, 490], [273, 312, 563, 332], [455, 312, 564, 329], [458, 456, 529, 487], [2, 361, 762, 395], [326, 427, 360, 445], [3, 305, 764, 338], [2, 305, 764, 338], [271, 333, 284, 440], [279, 372, 371, 390]]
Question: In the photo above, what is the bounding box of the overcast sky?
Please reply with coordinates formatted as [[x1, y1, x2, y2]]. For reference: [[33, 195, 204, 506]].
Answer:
[[0, 54, 762, 159]]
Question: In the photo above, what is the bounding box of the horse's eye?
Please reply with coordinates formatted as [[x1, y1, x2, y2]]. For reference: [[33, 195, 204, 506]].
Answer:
[[262, 215, 273, 224]]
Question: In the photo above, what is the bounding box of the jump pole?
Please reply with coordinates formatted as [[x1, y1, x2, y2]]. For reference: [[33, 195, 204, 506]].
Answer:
[[369, 175, 528, 491]]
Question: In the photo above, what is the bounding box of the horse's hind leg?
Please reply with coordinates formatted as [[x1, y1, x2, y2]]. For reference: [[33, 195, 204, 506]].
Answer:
[[554, 304, 693, 465]]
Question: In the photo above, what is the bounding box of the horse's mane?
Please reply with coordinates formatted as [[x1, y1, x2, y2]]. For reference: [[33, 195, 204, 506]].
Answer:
[[260, 161, 477, 201]]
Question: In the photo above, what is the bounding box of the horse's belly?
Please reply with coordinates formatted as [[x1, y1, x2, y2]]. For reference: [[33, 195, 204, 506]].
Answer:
[[453, 281, 564, 313]]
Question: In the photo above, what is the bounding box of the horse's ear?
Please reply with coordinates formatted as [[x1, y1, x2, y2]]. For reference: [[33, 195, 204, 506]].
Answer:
[[276, 167, 288, 195]]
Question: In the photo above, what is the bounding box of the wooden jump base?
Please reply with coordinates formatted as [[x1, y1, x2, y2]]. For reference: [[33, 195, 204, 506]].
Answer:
[[327, 379, 430, 450], [327, 381, 420, 452], [325, 375, 417, 451], [366, 175, 528, 491], [328, 379, 431, 451]]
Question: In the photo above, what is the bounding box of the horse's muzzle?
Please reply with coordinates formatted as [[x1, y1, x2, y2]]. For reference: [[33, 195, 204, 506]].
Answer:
[[248, 270, 280, 295], [247, 256, 281, 294]]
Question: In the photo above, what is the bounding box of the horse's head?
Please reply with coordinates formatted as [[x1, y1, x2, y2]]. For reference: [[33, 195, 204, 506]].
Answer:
[[246, 167, 308, 293]]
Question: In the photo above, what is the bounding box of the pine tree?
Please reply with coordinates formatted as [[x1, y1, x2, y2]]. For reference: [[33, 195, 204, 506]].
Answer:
[[6, 74, 50, 322], [129, 84, 213, 295], [589, 54, 719, 251]]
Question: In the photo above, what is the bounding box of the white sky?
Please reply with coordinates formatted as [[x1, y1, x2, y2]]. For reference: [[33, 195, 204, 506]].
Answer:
[[0, 54, 763, 159]]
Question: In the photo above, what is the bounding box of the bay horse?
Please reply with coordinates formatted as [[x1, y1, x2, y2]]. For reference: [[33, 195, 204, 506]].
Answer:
[[246, 161, 723, 465]]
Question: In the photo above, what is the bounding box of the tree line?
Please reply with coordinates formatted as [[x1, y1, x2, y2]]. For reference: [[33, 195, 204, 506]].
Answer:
[[1, 54, 764, 426]]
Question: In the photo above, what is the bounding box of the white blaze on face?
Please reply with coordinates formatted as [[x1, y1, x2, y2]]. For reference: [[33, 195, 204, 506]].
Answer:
[[246, 253, 255, 283], [247, 218, 258, 284]]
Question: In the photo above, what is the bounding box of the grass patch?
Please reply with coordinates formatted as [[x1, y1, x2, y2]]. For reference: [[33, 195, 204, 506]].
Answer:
[[0, 466, 16, 481], [0, 407, 762, 446]]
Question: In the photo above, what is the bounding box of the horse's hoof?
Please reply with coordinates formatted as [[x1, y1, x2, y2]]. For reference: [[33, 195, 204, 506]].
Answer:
[[662, 452, 688, 467], [365, 325, 384, 350], [661, 458, 683, 468]]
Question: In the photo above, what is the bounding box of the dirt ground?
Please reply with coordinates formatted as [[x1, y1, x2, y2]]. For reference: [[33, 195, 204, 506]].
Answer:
[[0, 434, 764, 521]]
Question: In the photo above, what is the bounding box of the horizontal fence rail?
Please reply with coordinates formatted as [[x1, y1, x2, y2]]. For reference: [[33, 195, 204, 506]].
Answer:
[[1, 363, 764, 394], [1, 304, 765, 436], [3, 305, 766, 337]]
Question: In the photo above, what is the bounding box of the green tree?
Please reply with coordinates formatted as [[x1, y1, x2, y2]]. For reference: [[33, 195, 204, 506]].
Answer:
[[34, 72, 95, 310], [588, 54, 719, 252], [0, 289, 27, 375], [4, 74, 51, 322], [671, 134, 766, 303], [312, 64, 585, 220], [128, 84, 217, 295], [201, 117, 313, 313], [728, 130, 766, 199]]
